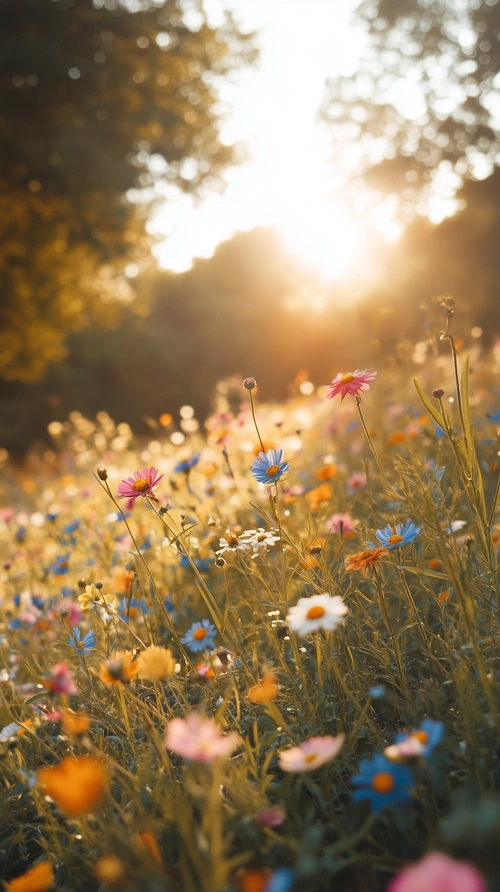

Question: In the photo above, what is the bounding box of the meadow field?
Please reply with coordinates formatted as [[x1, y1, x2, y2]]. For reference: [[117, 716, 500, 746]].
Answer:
[[1, 308, 500, 892]]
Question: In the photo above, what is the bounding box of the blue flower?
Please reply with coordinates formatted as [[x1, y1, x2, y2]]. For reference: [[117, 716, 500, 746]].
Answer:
[[179, 554, 213, 573], [52, 553, 70, 575], [181, 619, 217, 652], [63, 519, 80, 534], [352, 753, 413, 812], [395, 719, 444, 760], [118, 597, 151, 622], [69, 629, 96, 654], [265, 869, 296, 892], [251, 449, 290, 485], [373, 520, 420, 550], [174, 455, 200, 474]]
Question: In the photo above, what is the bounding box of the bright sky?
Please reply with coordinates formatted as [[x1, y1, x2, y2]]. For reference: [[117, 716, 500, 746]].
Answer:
[[150, 0, 374, 280]]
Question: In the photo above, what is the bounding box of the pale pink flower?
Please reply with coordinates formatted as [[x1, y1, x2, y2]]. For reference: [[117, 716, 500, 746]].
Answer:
[[384, 737, 425, 762], [43, 662, 78, 695], [279, 734, 345, 772], [117, 467, 163, 506], [256, 805, 285, 827], [165, 713, 240, 763], [326, 370, 377, 401], [347, 472, 367, 493], [326, 513, 356, 536], [389, 853, 486, 892]]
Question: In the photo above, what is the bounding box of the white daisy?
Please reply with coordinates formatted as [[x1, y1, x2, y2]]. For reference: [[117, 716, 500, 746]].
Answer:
[[239, 527, 281, 558], [286, 593, 348, 635], [216, 531, 250, 556]]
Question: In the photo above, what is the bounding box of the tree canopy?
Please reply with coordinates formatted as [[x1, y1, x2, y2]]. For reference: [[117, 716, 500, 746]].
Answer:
[[321, 0, 500, 217], [0, 0, 256, 381]]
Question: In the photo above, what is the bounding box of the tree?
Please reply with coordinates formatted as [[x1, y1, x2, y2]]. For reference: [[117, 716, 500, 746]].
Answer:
[[0, 0, 256, 381], [321, 0, 500, 217]]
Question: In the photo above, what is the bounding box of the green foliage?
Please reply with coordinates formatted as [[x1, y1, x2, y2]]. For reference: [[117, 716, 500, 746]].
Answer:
[[0, 0, 256, 382]]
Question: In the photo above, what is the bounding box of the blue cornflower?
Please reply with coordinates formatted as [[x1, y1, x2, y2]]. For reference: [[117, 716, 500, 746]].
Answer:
[[373, 520, 420, 550], [251, 449, 289, 485], [63, 519, 80, 534], [179, 554, 212, 573], [118, 597, 151, 622], [52, 553, 70, 575], [69, 629, 96, 654], [352, 753, 413, 812], [181, 619, 217, 652], [174, 455, 200, 474], [395, 719, 444, 760], [265, 869, 296, 892]]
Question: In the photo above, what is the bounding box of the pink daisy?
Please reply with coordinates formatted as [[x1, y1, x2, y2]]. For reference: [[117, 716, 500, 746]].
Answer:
[[389, 853, 486, 892], [43, 662, 78, 696], [326, 513, 357, 536], [117, 467, 163, 506], [165, 713, 240, 763], [279, 734, 345, 772], [326, 370, 377, 401]]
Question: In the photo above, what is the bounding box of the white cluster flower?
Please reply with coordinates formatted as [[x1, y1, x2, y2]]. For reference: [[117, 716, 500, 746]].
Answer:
[[239, 528, 281, 559], [216, 531, 250, 556]]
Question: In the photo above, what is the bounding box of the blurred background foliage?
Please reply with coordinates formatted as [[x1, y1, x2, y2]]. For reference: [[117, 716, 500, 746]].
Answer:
[[2, 0, 500, 453]]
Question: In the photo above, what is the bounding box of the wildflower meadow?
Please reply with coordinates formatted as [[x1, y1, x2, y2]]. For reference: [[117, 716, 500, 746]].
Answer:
[[3, 306, 500, 892]]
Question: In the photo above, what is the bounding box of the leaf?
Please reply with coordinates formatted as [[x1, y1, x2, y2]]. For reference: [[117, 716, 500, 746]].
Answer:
[[398, 565, 449, 580], [413, 379, 447, 431]]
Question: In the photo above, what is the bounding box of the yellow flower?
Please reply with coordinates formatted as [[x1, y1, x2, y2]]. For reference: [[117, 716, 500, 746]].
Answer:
[[37, 756, 108, 816], [77, 584, 100, 610], [136, 646, 175, 682], [5, 863, 54, 892], [94, 857, 124, 884], [248, 671, 278, 704]]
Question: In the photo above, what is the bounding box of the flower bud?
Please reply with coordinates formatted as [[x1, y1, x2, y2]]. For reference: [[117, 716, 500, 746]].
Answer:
[[243, 377, 257, 391], [97, 467, 108, 481], [432, 388, 445, 399]]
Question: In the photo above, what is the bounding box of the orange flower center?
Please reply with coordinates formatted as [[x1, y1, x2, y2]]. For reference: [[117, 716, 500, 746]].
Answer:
[[371, 772, 394, 794], [132, 478, 150, 493], [193, 628, 208, 642], [411, 730, 428, 744], [257, 534, 266, 542], [388, 534, 403, 545], [342, 373, 355, 383], [226, 532, 239, 546], [306, 605, 326, 620], [304, 752, 318, 764], [266, 465, 280, 477]]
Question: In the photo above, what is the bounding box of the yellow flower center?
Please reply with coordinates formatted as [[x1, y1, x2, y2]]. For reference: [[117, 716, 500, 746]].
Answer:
[[132, 478, 150, 493], [226, 532, 239, 547], [304, 752, 318, 764], [342, 373, 355, 383], [306, 605, 326, 620], [257, 534, 266, 542], [371, 772, 394, 794], [193, 628, 208, 642], [266, 465, 280, 477], [411, 730, 428, 744], [388, 534, 403, 545]]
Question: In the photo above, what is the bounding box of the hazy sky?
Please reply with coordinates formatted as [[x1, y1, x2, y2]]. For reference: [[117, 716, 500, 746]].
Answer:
[[152, 0, 369, 279]]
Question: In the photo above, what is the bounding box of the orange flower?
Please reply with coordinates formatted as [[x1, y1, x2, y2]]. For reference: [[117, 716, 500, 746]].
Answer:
[[305, 484, 333, 512], [316, 465, 338, 481], [94, 857, 124, 884], [252, 440, 275, 456], [107, 566, 135, 595], [248, 671, 278, 704], [5, 862, 54, 892], [136, 831, 162, 865], [61, 709, 91, 738], [345, 547, 388, 574], [299, 537, 326, 570], [439, 591, 451, 603], [427, 558, 442, 570], [99, 651, 138, 686], [37, 756, 108, 816], [387, 431, 406, 446], [199, 461, 219, 479], [237, 869, 271, 892]]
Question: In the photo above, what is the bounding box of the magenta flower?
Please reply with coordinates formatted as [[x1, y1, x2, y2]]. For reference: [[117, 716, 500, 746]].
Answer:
[[326, 370, 377, 401], [389, 853, 486, 892], [117, 467, 163, 506], [165, 713, 240, 763]]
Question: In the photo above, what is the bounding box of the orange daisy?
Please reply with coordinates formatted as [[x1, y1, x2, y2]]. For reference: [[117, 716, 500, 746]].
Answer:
[[37, 756, 108, 816], [345, 547, 388, 574]]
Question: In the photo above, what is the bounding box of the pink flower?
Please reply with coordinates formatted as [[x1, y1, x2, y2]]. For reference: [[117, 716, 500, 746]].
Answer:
[[347, 472, 367, 493], [279, 734, 345, 772], [326, 370, 377, 401], [389, 853, 486, 892], [56, 601, 82, 626], [326, 513, 356, 536], [43, 662, 78, 695], [165, 713, 240, 763], [117, 467, 163, 506], [256, 805, 285, 827]]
